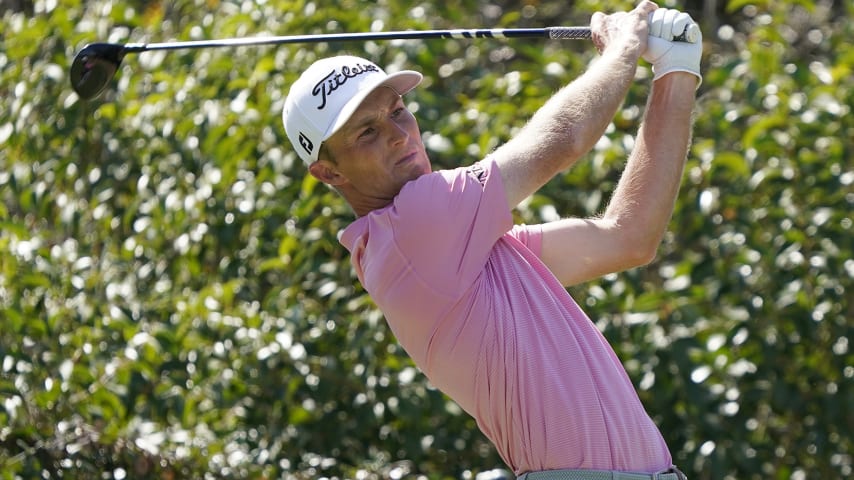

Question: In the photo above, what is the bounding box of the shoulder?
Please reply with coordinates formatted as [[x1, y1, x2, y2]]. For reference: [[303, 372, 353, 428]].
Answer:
[[397, 158, 503, 209], [340, 158, 511, 251]]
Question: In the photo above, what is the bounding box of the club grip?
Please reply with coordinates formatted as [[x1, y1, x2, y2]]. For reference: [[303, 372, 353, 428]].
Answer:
[[546, 27, 593, 40], [547, 24, 700, 43]]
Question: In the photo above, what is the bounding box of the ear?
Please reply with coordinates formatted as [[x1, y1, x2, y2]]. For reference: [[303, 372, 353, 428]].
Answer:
[[308, 160, 347, 186]]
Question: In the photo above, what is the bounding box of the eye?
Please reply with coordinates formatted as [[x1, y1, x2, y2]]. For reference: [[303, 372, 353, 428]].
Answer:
[[391, 107, 406, 118], [358, 126, 376, 139]]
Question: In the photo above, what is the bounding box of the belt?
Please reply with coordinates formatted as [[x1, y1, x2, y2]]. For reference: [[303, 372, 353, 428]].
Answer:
[[517, 467, 688, 480]]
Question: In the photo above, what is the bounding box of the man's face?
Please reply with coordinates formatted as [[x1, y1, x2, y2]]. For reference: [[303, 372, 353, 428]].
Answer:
[[316, 86, 431, 208]]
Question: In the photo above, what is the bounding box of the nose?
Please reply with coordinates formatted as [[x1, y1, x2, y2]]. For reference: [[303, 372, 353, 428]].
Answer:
[[386, 117, 409, 146]]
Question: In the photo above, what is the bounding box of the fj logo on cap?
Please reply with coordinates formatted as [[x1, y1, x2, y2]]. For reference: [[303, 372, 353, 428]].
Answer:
[[298, 132, 314, 155], [311, 63, 380, 110]]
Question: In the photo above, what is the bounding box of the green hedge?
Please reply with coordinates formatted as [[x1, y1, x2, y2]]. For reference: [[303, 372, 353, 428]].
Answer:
[[1, 0, 851, 478]]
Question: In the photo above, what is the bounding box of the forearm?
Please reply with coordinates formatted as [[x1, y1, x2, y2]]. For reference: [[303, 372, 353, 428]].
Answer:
[[528, 48, 640, 162], [495, 48, 641, 207], [603, 72, 697, 257]]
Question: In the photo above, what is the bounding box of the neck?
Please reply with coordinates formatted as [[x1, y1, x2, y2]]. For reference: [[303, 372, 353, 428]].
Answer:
[[339, 187, 395, 218]]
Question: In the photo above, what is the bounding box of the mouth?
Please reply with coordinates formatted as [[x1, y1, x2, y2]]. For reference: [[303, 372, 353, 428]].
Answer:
[[395, 150, 419, 166]]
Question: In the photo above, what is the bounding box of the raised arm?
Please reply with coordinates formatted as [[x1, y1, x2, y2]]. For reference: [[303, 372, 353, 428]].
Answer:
[[492, 1, 658, 208], [538, 6, 703, 286], [539, 72, 698, 286]]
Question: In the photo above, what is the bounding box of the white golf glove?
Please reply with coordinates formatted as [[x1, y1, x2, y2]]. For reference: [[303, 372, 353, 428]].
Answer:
[[642, 8, 703, 86]]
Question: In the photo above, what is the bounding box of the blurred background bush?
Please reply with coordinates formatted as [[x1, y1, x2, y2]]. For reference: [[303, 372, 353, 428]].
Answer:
[[0, 0, 851, 478]]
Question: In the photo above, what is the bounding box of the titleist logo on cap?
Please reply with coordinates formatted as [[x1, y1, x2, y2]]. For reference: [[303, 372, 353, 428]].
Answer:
[[311, 63, 380, 110]]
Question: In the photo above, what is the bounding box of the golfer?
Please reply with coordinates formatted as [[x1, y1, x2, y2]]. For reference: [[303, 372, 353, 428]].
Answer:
[[283, 1, 700, 478]]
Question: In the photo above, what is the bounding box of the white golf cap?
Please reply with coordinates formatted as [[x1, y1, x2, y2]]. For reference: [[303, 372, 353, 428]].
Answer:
[[283, 55, 423, 165]]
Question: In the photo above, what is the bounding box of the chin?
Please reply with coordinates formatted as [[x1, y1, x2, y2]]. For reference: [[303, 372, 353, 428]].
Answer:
[[416, 154, 433, 173], [415, 162, 433, 178], [397, 165, 428, 188]]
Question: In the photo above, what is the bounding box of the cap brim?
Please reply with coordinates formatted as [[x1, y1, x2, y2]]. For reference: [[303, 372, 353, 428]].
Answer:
[[323, 70, 423, 142]]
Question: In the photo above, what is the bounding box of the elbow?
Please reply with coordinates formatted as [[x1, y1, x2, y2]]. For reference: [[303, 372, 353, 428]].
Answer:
[[615, 224, 663, 269], [534, 121, 590, 172], [562, 123, 597, 166], [630, 243, 659, 268], [602, 203, 669, 269]]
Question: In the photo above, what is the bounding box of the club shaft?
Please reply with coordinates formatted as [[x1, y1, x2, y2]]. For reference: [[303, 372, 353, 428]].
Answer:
[[122, 27, 592, 53]]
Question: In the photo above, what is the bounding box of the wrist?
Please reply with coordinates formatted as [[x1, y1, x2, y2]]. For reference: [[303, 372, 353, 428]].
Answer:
[[649, 72, 699, 107], [598, 43, 643, 81], [652, 71, 700, 91], [603, 38, 644, 64]]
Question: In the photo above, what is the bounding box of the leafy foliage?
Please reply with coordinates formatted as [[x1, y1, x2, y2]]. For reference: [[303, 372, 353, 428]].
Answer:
[[1, 0, 851, 478]]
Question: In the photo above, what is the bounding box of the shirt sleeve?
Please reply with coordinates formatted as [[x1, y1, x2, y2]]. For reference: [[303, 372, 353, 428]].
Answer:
[[390, 156, 513, 295], [507, 224, 544, 257]]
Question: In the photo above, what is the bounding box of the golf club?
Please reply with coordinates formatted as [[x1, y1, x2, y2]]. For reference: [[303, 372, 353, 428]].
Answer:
[[70, 24, 700, 100], [70, 27, 594, 100]]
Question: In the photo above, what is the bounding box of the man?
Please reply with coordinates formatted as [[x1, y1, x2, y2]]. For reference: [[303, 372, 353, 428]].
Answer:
[[282, 1, 701, 478]]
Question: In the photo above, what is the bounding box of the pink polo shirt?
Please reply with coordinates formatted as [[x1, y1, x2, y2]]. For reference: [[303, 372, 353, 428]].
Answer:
[[339, 158, 672, 475]]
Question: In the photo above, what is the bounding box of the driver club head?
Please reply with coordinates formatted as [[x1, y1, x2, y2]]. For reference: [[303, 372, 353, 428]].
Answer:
[[69, 43, 126, 100]]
